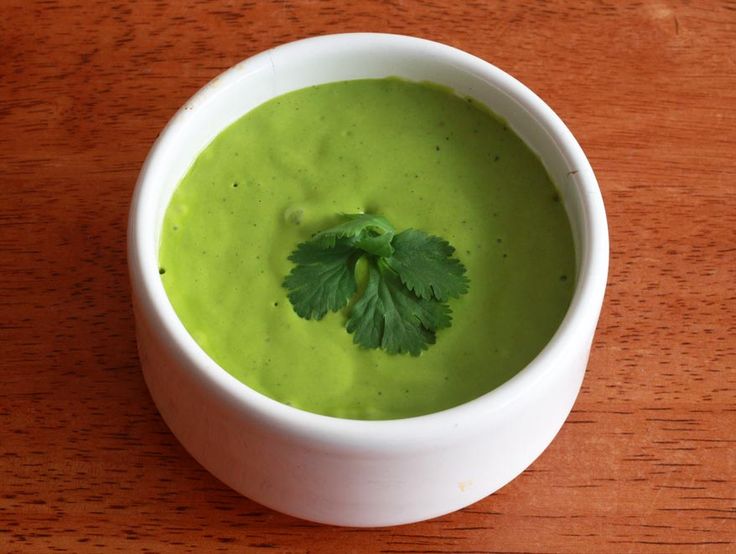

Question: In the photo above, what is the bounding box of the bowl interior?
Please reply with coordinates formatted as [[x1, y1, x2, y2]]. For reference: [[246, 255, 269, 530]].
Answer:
[[132, 33, 605, 434]]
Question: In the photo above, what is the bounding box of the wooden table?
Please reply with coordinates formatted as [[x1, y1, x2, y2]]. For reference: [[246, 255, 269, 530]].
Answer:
[[2, 1, 734, 552]]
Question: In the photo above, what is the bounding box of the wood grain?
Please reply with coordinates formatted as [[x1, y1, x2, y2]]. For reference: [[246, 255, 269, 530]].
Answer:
[[1, 1, 735, 552]]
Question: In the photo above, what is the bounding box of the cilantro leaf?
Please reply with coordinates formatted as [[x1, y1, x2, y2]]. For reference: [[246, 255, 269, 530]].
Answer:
[[385, 229, 469, 301], [282, 238, 358, 320], [346, 262, 452, 356], [352, 231, 394, 258], [313, 213, 395, 257], [283, 213, 469, 355]]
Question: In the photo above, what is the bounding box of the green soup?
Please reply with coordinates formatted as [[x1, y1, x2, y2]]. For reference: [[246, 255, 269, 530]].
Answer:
[[158, 78, 575, 420]]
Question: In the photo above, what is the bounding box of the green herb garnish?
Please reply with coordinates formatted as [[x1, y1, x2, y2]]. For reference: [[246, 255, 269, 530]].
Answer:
[[283, 214, 469, 355]]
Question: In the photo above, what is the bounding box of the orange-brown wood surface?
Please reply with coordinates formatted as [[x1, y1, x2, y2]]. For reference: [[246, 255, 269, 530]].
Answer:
[[2, 1, 735, 552]]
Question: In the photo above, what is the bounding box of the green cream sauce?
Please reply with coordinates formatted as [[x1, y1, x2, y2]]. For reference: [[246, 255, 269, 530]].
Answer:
[[159, 78, 576, 420]]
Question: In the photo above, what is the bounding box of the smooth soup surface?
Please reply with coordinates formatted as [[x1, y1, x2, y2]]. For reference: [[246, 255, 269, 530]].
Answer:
[[158, 78, 576, 419]]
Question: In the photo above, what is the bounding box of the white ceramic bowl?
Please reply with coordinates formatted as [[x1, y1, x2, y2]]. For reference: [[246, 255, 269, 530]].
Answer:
[[128, 33, 608, 527]]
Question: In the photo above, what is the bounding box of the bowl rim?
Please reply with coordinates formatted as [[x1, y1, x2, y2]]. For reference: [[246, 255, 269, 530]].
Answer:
[[128, 32, 609, 447]]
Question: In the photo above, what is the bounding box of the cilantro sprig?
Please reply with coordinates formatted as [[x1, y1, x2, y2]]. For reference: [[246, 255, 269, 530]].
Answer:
[[283, 213, 469, 356]]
